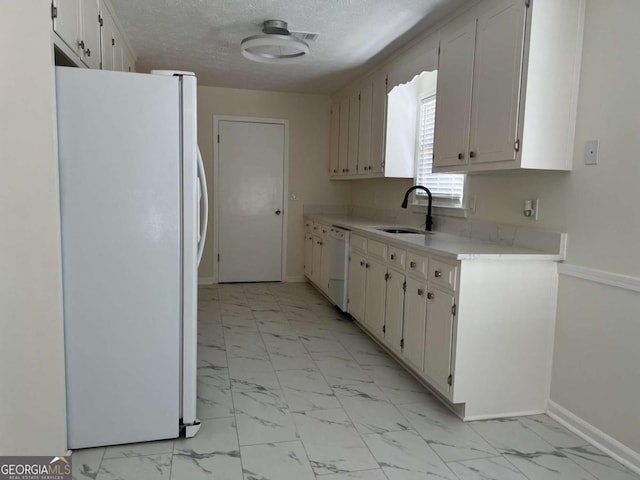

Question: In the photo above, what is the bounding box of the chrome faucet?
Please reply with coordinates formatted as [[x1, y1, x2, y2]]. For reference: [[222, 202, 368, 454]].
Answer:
[[401, 185, 433, 231]]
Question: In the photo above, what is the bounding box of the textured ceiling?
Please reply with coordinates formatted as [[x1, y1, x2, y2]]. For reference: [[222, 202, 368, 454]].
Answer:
[[110, 0, 472, 94]]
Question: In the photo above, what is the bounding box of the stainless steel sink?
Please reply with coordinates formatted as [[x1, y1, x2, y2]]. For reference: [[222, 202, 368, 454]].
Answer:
[[375, 227, 432, 234]]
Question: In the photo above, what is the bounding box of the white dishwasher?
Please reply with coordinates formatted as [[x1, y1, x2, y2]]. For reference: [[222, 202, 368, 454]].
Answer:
[[328, 226, 350, 311]]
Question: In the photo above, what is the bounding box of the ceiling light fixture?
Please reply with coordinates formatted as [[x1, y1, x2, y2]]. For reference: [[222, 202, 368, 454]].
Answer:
[[241, 20, 309, 64]]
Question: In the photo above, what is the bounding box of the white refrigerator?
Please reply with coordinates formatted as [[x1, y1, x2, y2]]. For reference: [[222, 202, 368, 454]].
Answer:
[[55, 67, 208, 449]]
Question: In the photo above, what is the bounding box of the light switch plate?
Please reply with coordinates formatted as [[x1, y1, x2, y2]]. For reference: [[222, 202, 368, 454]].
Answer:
[[585, 140, 599, 165]]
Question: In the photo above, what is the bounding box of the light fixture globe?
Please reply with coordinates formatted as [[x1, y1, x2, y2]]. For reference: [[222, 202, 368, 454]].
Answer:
[[241, 20, 310, 64]]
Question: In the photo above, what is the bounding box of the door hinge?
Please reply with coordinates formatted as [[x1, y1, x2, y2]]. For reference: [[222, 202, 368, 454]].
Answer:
[[451, 304, 457, 316], [525, 0, 531, 7], [447, 374, 453, 386], [402, 281, 407, 292], [384, 273, 390, 281], [98, 14, 104, 27], [217, 254, 220, 262], [358, 93, 361, 101], [514, 139, 520, 152], [217, 134, 220, 144], [385, 76, 388, 87], [400, 338, 404, 350], [382, 325, 386, 334], [112, 37, 115, 46], [51, 2, 58, 19]]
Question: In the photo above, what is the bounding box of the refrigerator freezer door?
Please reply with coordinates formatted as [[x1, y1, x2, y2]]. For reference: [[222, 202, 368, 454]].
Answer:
[[56, 67, 182, 448]]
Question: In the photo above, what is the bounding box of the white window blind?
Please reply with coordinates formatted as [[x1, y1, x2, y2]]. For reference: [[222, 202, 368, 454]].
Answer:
[[415, 95, 465, 206]]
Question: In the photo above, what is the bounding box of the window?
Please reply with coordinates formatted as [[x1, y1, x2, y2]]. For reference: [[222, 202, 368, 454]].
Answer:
[[415, 94, 465, 207]]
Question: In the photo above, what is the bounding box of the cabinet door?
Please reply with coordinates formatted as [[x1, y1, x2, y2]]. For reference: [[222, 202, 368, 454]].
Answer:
[[304, 234, 313, 279], [81, 0, 101, 69], [403, 277, 428, 371], [338, 97, 349, 175], [384, 269, 405, 354], [469, 0, 526, 165], [53, 0, 82, 56], [358, 82, 373, 174], [312, 237, 323, 285], [347, 93, 360, 176], [348, 252, 366, 322], [433, 19, 476, 169], [424, 287, 456, 394], [364, 259, 387, 339], [112, 28, 124, 71], [370, 72, 387, 175], [320, 241, 330, 294], [100, 7, 115, 70], [329, 103, 340, 176]]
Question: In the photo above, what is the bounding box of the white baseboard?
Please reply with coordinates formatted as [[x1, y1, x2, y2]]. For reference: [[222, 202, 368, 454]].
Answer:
[[464, 410, 546, 422], [547, 400, 640, 475], [198, 277, 215, 286], [285, 276, 307, 283]]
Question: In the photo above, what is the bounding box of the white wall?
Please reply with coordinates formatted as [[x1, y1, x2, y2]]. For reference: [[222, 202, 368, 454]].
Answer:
[[197, 86, 352, 282], [0, 0, 67, 455], [350, 0, 640, 457]]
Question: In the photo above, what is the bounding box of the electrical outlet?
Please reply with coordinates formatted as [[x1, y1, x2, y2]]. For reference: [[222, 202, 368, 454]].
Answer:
[[523, 199, 538, 220], [585, 140, 599, 165], [467, 196, 477, 214]]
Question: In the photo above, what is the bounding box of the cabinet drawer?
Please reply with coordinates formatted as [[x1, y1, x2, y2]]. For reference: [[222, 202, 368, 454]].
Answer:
[[388, 246, 406, 269], [318, 224, 330, 239], [406, 252, 429, 279], [351, 234, 367, 254], [367, 239, 388, 262], [429, 259, 458, 291], [304, 219, 313, 233]]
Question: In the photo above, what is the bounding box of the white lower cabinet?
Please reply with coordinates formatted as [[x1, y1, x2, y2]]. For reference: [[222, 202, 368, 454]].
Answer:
[[344, 232, 557, 420], [402, 276, 428, 371], [304, 222, 330, 295], [364, 258, 387, 338], [383, 267, 405, 355], [303, 234, 313, 278], [424, 286, 456, 395], [347, 252, 366, 322]]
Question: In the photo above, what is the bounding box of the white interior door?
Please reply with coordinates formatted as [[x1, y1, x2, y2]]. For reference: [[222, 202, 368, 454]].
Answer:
[[218, 120, 285, 283]]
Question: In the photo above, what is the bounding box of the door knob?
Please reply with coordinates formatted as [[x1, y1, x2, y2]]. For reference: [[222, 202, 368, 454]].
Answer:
[[275, 209, 282, 215]]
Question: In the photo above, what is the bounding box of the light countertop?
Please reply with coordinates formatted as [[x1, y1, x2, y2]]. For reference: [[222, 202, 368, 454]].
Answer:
[[305, 214, 564, 261]]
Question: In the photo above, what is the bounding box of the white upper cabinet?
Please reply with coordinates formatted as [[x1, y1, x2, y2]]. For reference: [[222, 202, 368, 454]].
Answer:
[[328, 103, 340, 177], [370, 71, 388, 175], [468, 0, 525, 165], [347, 92, 360, 176], [433, 19, 476, 168], [434, 0, 585, 173], [81, 0, 101, 69], [52, 0, 136, 72], [100, 5, 116, 71], [357, 82, 373, 175], [53, 0, 82, 57], [338, 97, 350, 175]]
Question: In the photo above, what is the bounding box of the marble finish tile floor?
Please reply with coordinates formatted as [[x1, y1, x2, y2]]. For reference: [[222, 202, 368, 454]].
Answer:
[[72, 282, 640, 480]]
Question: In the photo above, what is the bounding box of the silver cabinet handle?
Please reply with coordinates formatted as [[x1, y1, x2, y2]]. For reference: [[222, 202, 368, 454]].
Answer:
[[427, 292, 434, 300], [86, 48, 91, 57], [410, 261, 416, 268], [434, 270, 442, 278], [469, 151, 476, 158], [365, 263, 370, 269], [390, 254, 396, 260], [417, 289, 424, 296], [360, 261, 365, 267], [458, 153, 464, 160], [275, 209, 282, 215], [78, 40, 85, 49]]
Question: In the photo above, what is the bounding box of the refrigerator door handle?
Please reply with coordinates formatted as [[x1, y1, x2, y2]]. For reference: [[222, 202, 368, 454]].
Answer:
[[196, 147, 209, 266]]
